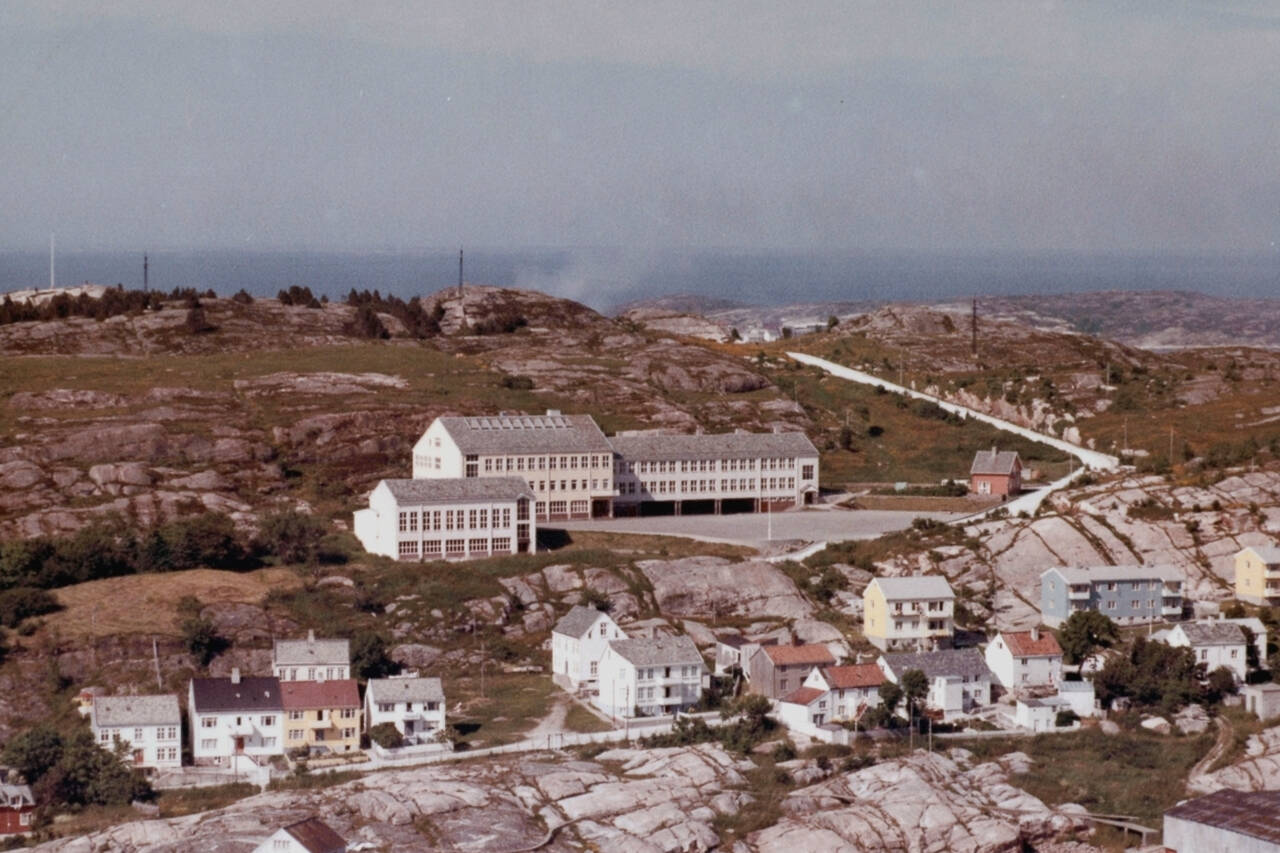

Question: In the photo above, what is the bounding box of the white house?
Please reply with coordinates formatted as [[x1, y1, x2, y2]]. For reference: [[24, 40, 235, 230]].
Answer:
[[354, 477, 536, 561], [878, 648, 993, 720], [412, 411, 616, 521], [1057, 680, 1098, 718], [364, 676, 446, 743], [89, 694, 182, 773], [1014, 696, 1072, 732], [985, 628, 1064, 690], [1167, 621, 1249, 682], [189, 671, 284, 767], [594, 635, 706, 718], [777, 664, 886, 735], [273, 631, 350, 682], [551, 605, 625, 691], [253, 817, 347, 853]]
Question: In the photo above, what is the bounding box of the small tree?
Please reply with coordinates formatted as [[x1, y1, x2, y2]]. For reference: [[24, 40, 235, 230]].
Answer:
[[1205, 666, 1239, 705], [367, 723, 404, 749], [184, 304, 216, 334], [256, 510, 328, 565], [878, 680, 903, 717], [2, 725, 63, 784], [1058, 610, 1119, 666], [350, 631, 398, 680], [181, 612, 227, 667], [899, 669, 929, 721]]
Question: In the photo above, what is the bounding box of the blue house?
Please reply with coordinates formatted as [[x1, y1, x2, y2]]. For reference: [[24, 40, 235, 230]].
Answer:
[[1040, 565, 1184, 628]]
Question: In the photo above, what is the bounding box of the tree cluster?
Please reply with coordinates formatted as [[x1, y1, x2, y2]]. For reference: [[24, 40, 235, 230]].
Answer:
[[1093, 636, 1235, 713], [344, 289, 443, 338], [276, 285, 322, 307], [2, 726, 152, 811], [0, 285, 169, 326]]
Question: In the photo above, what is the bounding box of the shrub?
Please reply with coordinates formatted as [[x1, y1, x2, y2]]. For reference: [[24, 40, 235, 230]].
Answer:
[[500, 374, 535, 390], [368, 723, 404, 749], [346, 304, 389, 339], [181, 612, 228, 667], [1055, 710, 1079, 727], [184, 304, 216, 334], [231, 289, 254, 304], [256, 510, 329, 565], [0, 587, 60, 628]]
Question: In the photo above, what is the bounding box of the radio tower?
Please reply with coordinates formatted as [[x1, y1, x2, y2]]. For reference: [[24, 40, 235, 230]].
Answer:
[[143, 253, 149, 292], [971, 296, 978, 357]]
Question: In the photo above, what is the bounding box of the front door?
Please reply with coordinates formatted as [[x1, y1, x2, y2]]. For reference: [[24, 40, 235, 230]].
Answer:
[[234, 736, 245, 754]]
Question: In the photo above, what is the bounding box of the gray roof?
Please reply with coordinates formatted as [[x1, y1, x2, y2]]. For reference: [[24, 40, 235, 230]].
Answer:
[[970, 448, 1020, 476], [870, 575, 955, 600], [0, 784, 34, 809], [380, 477, 535, 505], [437, 413, 614, 455], [92, 694, 181, 728], [607, 430, 819, 462], [880, 647, 992, 681], [607, 635, 705, 668], [1164, 789, 1280, 843], [1180, 621, 1247, 646], [274, 636, 350, 668], [367, 676, 445, 704], [1242, 544, 1280, 564], [553, 605, 613, 639], [1043, 564, 1184, 584]]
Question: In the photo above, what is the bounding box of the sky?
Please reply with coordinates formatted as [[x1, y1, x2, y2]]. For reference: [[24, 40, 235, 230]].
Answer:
[[2, 1, 1279, 254]]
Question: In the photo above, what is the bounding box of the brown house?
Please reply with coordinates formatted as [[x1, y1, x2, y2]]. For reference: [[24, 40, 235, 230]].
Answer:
[[970, 447, 1022, 497], [747, 643, 837, 698], [0, 783, 35, 837]]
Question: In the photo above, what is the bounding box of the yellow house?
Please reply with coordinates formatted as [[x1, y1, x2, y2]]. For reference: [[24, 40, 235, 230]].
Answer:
[[863, 575, 956, 651], [1235, 545, 1280, 607], [280, 679, 362, 755]]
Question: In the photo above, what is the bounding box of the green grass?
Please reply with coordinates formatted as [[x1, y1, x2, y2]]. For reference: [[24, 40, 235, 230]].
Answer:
[[956, 726, 1214, 829], [157, 783, 259, 817], [564, 702, 614, 734], [449, 673, 557, 747]]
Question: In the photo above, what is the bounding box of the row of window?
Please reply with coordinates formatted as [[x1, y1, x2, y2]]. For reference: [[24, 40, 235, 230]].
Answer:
[[892, 601, 947, 613], [277, 666, 347, 681], [98, 725, 179, 743], [486, 454, 610, 472], [891, 619, 950, 631], [536, 500, 589, 516], [199, 737, 276, 750], [398, 538, 513, 558], [288, 727, 357, 740], [617, 457, 803, 475], [622, 477, 799, 495], [285, 708, 357, 721], [525, 479, 608, 493], [636, 666, 699, 680], [202, 715, 275, 728], [375, 701, 440, 712], [399, 508, 513, 532]]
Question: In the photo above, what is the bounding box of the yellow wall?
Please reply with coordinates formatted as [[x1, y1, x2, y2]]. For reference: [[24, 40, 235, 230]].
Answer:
[[284, 706, 362, 753], [863, 582, 887, 641], [1237, 550, 1270, 601]]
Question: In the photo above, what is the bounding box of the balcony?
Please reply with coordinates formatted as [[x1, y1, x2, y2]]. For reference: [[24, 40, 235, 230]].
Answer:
[[306, 714, 331, 729], [1067, 586, 1091, 600], [228, 720, 257, 737]]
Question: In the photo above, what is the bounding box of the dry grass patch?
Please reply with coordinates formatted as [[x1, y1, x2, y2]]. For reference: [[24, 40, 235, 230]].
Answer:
[[45, 567, 301, 640]]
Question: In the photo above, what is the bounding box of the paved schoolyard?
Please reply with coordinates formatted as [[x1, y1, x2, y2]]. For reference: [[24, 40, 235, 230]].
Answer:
[[547, 507, 960, 551]]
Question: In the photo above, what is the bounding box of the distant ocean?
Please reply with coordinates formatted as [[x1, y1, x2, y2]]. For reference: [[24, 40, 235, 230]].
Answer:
[[1, 248, 1276, 313]]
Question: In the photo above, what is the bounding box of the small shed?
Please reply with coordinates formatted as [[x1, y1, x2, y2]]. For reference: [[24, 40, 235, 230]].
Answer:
[[1244, 683, 1280, 722]]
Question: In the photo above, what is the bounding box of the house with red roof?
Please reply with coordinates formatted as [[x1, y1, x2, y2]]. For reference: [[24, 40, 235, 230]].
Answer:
[[984, 628, 1063, 690], [803, 665, 885, 720], [280, 679, 362, 756], [746, 643, 837, 699]]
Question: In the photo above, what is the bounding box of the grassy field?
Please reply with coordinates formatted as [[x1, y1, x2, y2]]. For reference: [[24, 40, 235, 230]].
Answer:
[[957, 726, 1214, 833], [449, 672, 557, 747]]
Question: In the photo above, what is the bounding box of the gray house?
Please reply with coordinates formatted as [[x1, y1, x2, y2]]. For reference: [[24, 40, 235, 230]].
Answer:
[[1040, 565, 1184, 628]]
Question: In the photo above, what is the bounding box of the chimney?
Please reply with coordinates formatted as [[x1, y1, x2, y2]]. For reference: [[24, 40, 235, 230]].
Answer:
[[307, 629, 315, 645], [1030, 626, 1040, 642], [231, 667, 241, 684], [991, 445, 997, 457], [546, 409, 561, 416]]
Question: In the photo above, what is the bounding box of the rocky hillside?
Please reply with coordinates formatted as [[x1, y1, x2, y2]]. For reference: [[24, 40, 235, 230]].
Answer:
[[28, 744, 1096, 852], [0, 285, 801, 538]]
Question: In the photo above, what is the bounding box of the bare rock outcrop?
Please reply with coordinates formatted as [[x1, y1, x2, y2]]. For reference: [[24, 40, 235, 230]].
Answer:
[[638, 556, 814, 621]]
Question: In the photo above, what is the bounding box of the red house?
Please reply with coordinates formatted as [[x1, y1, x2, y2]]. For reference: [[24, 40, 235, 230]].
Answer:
[[0, 783, 35, 836], [970, 447, 1022, 497]]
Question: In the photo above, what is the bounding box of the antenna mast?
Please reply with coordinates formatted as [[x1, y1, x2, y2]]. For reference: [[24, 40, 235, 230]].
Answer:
[[143, 253, 149, 292], [49, 233, 55, 291], [458, 248, 464, 296]]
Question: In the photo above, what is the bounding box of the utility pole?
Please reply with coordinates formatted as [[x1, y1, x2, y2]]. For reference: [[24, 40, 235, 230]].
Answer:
[[49, 233, 55, 291], [1169, 426, 1175, 462], [153, 638, 162, 690], [458, 248, 464, 296]]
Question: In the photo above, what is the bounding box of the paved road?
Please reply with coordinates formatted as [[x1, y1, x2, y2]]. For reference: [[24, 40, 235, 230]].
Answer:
[[549, 507, 957, 550]]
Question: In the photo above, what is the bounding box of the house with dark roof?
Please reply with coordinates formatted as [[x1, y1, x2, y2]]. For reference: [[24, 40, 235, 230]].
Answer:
[[89, 694, 182, 772], [984, 628, 1064, 690], [1163, 788, 1280, 852], [413, 410, 616, 521], [969, 446, 1021, 497], [1235, 543, 1280, 607], [253, 816, 347, 853], [878, 648, 994, 719], [0, 783, 35, 837], [188, 670, 284, 767], [551, 605, 625, 691], [1167, 620, 1250, 682], [365, 676, 446, 744], [608, 429, 820, 516], [352, 476, 537, 561], [594, 635, 706, 718], [280, 679, 361, 755], [746, 643, 837, 699]]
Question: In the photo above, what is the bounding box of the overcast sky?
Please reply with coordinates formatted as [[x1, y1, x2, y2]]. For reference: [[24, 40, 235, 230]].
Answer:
[[2, 1, 1278, 253]]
